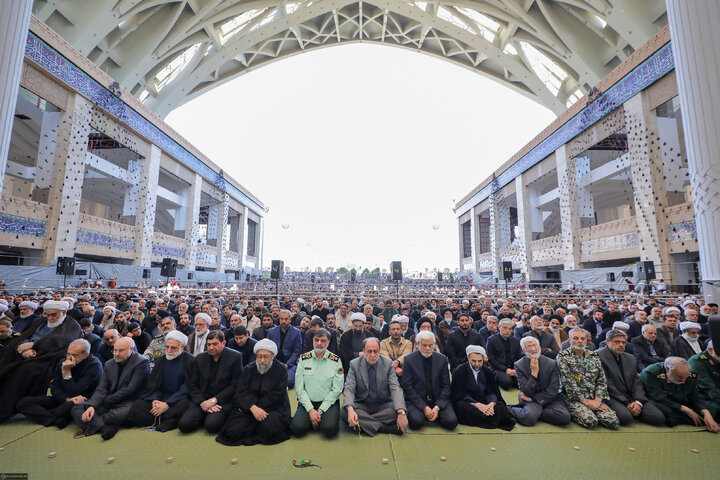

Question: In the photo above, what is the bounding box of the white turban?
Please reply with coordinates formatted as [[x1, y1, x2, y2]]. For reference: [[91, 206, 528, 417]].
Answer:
[[393, 315, 409, 324], [19, 301, 38, 310], [43, 300, 69, 312], [681, 300, 697, 310], [666, 306, 681, 314], [297, 298, 305, 305], [0, 304, 7, 314], [0, 299, 7, 306], [567, 304, 579, 310], [350, 312, 366, 323], [62, 297, 76, 305], [254, 338, 278, 356], [612, 321, 630, 330], [103, 306, 116, 313], [466, 345, 486, 357], [165, 330, 188, 346], [680, 321, 701, 332]]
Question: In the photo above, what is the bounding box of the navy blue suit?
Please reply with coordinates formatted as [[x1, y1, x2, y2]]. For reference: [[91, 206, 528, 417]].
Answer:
[[267, 325, 303, 387], [486, 334, 523, 389]]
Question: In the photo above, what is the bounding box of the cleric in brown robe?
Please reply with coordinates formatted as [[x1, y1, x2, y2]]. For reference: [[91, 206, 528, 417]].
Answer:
[[0, 300, 82, 422], [215, 339, 291, 446]]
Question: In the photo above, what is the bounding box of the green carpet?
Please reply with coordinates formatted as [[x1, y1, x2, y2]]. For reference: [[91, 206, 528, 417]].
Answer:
[[1, 389, 718, 479]]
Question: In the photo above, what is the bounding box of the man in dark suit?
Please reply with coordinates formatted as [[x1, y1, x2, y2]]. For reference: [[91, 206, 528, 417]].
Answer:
[[341, 337, 408, 436], [302, 317, 338, 354], [267, 309, 303, 387], [656, 313, 681, 351], [510, 336, 570, 426], [486, 319, 523, 389], [17, 338, 102, 428], [178, 331, 243, 434], [523, 316, 559, 359], [597, 330, 665, 426], [338, 313, 373, 375], [445, 313, 483, 370], [70, 337, 150, 440], [126, 331, 194, 432], [477, 316, 498, 348], [227, 325, 257, 365], [582, 310, 610, 346], [399, 331, 457, 431], [631, 324, 670, 370]]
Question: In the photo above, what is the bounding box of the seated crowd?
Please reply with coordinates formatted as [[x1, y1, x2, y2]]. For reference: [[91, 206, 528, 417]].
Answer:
[[0, 288, 718, 446]]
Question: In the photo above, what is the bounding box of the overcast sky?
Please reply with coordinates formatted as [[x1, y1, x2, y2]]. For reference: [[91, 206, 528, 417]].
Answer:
[[165, 43, 555, 272]]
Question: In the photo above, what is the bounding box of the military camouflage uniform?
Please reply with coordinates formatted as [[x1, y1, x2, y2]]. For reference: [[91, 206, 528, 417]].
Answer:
[[143, 333, 167, 369], [557, 348, 619, 429]]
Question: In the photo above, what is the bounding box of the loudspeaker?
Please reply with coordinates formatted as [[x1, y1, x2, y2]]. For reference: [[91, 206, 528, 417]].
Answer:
[[350, 271, 356, 282], [606, 272, 615, 282], [271, 260, 284, 279], [234, 271, 240, 281], [142, 268, 151, 279], [437, 272, 443, 282], [56, 257, 75, 275], [502, 261, 513, 281], [391, 261, 402, 281], [637, 261, 656, 281], [187, 272, 193, 280], [160, 258, 177, 277]]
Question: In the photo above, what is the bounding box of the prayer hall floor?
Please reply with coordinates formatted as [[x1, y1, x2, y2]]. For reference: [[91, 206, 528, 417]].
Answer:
[[1, 389, 718, 479]]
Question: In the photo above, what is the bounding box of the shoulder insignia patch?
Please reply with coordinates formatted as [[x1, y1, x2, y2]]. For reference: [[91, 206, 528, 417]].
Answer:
[[657, 373, 666, 379], [153, 334, 164, 340], [300, 352, 313, 360], [587, 350, 598, 356], [337, 367, 344, 375], [690, 372, 697, 378], [154, 350, 163, 357], [328, 353, 340, 362], [559, 349, 571, 356]]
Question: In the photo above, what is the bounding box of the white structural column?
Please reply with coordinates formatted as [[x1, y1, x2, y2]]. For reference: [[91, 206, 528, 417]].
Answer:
[[0, 0, 32, 196], [132, 145, 161, 267], [184, 173, 202, 270], [238, 205, 249, 272], [207, 203, 219, 241], [468, 206, 479, 273], [514, 175, 533, 280], [216, 193, 230, 272], [666, 0, 720, 301], [623, 92, 675, 284], [488, 191, 502, 281], [556, 145, 581, 270], [43, 93, 93, 265], [574, 157, 595, 228]]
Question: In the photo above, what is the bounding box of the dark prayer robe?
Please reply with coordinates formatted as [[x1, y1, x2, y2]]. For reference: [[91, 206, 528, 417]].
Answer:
[[216, 359, 290, 446], [0, 317, 82, 420], [450, 362, 515, 430]]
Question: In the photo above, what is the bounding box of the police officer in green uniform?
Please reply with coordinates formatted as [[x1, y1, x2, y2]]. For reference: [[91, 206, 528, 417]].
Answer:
[[292, 328, 344, 438], [144, 316, 175, 369], [642, 356, 719, 432], [557, 328, 619, 429], [688, 341, 720, 411]]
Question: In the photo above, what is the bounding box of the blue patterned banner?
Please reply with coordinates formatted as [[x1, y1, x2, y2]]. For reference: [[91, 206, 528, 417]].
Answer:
[[24, 32, 264, 216], [77, 229, 135, 251], [456, 42, 675, 216], [152, 244, 186, 258], [0, 214, 46, 237]]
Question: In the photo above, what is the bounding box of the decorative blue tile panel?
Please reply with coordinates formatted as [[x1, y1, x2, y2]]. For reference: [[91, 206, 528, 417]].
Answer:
[[580, 232, 639, 255], [24, 33, 264, 216], [77, 229, 135, 251], [0, 214, 46, 238], [456, 42, 675, 216], [668, 221, 697, 242], [196, 252, 217, 264], [152, 244, 186, 258]]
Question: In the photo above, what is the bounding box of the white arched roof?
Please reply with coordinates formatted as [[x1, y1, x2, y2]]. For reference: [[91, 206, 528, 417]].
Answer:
[[34, 0, 667, 117]]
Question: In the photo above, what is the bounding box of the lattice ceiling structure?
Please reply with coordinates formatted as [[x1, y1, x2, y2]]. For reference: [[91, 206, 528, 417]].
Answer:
[[33, 0, 667, 117]]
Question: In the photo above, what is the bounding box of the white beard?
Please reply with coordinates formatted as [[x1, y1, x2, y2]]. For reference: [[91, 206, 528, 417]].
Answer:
[[527, 351, 541, 359], [47, 316, 66, 328], [165, 351, 181, 360], [420, 350, 433, 358], [314, 347, 326, 356], [682, 333, 699, 344], [256, 363, 271, 375], [20, 312, 33, 319]]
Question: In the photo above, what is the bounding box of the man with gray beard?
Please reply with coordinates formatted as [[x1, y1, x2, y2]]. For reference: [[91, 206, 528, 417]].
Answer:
[[216, 339, 291, 445]]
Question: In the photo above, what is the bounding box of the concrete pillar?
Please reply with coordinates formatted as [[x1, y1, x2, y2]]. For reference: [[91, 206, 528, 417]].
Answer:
[[132, 145, 160, 267], [574, 157, 595, 228], [207, 202, 219, 241], [488, 191, 502, 281], [515, 174, 533, 280], [184, 173, 202, 270], [43, 93, 93, 265], [0, 1, 32, 196], [556, 145, 581, 270], [666, 0, 720, 302], [34, 111, 62, 190], [216, 193, 229, 272], [239, 205, 249, 272], [229, 214, 240, 252], [122, 159, 142, 217], [624, 92, 675, 284], [468, 206, 478, 273]]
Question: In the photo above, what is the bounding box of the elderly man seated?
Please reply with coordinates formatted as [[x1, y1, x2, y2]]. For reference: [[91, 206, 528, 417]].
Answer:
[[16, 338, 102, 429], [672, 321, 706, 360], [400, 331, 457, 431], [71, 337, 151, 440], [341, 337, 408, 436], [510, 336, 570, 426], [126, 331, 194, 432], [12, 300, 41, 333], [450, 345, 515, 430], [557, 328, 619, 430], [689, 341, 720, 413], [641, 357, 719, 432], [216, 339, 291, 446], [0, 300, 82, 423]]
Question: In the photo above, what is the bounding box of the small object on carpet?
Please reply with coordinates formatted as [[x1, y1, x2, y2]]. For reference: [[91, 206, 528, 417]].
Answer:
[[381, 458, 389, 464], [440, 456, 447, 461], [490, 448, 497, 452], [573, 446, 580, 450], [231, 458, 238, 465], [692, 449, 699, 453], [293, 459, 321, 468], [166, 457, 174, 463], [107, 457, 115, 464], [48, 452, 57, 458], [628, 447, 635, 452]]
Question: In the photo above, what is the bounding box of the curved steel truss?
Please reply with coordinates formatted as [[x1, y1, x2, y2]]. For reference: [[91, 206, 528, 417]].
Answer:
[[33, 0, 667, 116]]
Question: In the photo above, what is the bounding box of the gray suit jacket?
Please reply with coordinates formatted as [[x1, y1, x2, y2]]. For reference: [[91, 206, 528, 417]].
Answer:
[[597, 347, 647, 405], [342, 355, 405, 411], [514, 355, 562, 406], [88, 352, 151, 410]]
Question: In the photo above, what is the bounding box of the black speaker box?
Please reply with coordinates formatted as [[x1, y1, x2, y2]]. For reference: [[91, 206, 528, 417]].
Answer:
[[271, 260, 284, 279], [391, 261, 402, 281]]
